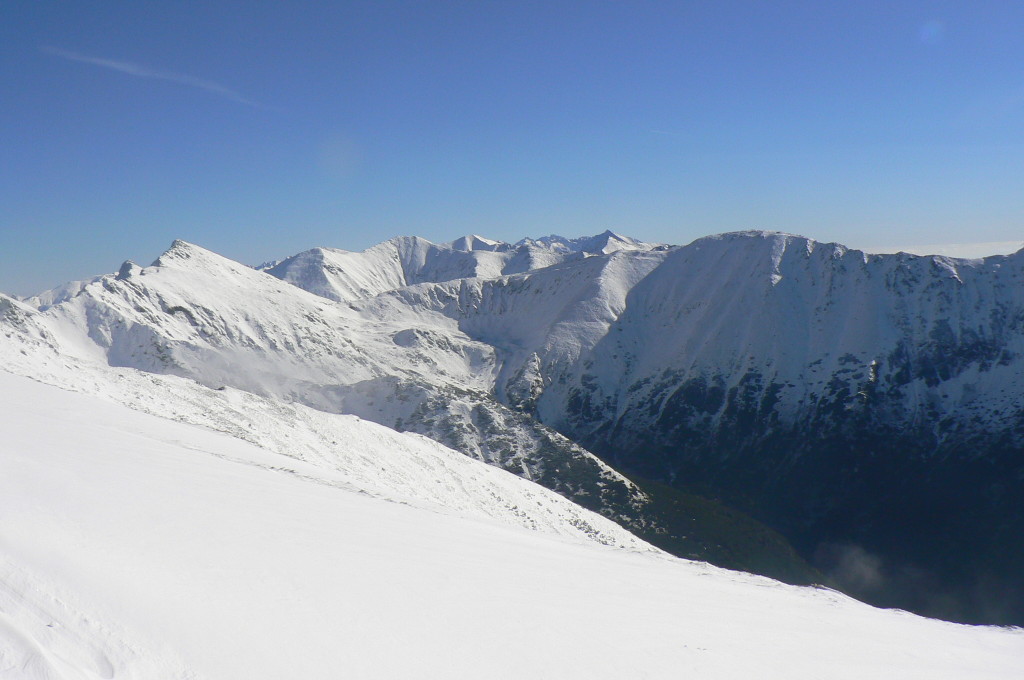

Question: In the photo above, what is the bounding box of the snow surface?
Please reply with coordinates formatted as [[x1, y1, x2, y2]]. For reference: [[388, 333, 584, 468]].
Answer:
[[0, 311, 641, 550], [2, 371, 1023, 679]]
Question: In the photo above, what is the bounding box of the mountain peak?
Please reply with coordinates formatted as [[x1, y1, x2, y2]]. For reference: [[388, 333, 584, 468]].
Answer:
[[150, 240, 256, 275], [518, 231, 655, 255], [596, 228, 626, 241], [151, 239, 206, 266], [448, 234, 508, 252]]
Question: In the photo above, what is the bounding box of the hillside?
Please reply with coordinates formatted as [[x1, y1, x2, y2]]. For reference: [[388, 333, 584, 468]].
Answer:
[[2, 371, 1022, 679]]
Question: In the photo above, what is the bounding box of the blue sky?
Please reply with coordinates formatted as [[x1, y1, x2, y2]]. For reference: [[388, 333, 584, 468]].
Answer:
[[2, 1, 1023, 295]]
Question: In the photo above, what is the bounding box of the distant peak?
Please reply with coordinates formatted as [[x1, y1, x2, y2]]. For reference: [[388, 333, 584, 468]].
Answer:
[[518, 231, 654, 255], [116, 260, 140, 281], [685, 232, 862, 265], [150, 239, 248, 273], [864, 240, 1024, 260], [448, 234, 509, 252], [689, 231, 818, 249], [708, 230, 805, 241], [153, 239, 201, 265]]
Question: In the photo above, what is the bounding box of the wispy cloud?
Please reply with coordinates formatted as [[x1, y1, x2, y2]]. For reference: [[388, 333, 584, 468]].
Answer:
[[42, 46, 260, 107]]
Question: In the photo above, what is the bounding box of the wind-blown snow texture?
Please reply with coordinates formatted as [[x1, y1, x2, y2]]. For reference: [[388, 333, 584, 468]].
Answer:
[[2, 371, 1022, 679], [6, 228, 1024, 624]]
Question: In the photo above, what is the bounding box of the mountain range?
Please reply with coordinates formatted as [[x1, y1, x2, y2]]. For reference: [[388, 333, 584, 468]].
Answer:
[[5, 229, 1024, 626]]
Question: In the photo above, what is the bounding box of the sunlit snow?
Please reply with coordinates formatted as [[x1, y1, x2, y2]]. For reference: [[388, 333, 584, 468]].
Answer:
[[2, 372, 1022, 679]]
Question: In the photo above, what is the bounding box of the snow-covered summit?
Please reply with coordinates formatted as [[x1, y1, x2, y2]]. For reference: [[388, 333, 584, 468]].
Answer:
[[448, 234, 511, 252], [261, 231, 658, 302], [518, 229, 659, 255]]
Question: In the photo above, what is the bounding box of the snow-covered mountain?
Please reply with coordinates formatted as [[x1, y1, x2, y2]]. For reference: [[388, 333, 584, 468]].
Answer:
[[8, 241, 635, 517], [260, 230, 658, 303], [9, 231, 1023, 677], [267, 230, 1024, 624], [7, 229, 1024, 624], [5, 371, 1022, 679], [519, 229, 659, 255], [2, 237, 814, 585]]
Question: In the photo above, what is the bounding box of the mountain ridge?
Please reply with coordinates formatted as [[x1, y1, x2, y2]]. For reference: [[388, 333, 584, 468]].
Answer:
[[9, 229, 1024, 622], [5, 234, 819, 586], [257, 229, 1024, 623]]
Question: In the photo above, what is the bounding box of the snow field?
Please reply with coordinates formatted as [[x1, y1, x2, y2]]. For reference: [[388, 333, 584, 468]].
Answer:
[[1, 372, 1022, 679]]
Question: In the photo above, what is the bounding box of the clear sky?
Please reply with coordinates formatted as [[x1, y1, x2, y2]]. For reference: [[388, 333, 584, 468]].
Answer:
[[2, 1, 1023, 295]]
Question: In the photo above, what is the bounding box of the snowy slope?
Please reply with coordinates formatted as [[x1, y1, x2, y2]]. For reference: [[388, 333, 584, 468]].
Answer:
[[1, 244, 688, 560], [0, 304, 641, 550], [2, 371, 1022, 680]]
